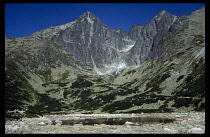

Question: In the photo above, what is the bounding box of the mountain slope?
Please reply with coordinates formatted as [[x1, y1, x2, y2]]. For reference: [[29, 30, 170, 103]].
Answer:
[[5, 7, 205, 117]]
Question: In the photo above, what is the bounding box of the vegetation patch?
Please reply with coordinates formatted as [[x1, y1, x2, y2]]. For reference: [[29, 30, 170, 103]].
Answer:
[[102, 100, 133, 113], [36, 68, 52, 81], [70, 76, 93, 88], [45, 88, 59, 93], [175, 58, 205, 98], [74, 98, 102, 110], [172, 98, 192, 108], [121, 78, 138, 89], [171, 57, 205, 110], [5, 113, 27, 120], [69, 89, 81, 97], [96, 84, 113, 90], [114, 88, 138, 96], [176, 75, 184, 82], [95, 92, 116, 103], [79, 89, 92, 100], [145, 72, 171, 92], [60, 71, 70, 81], [52, 82, 69, 87], [122, 69, 136, 76], [5, 62, 37, 111], [63, 89, 72, 98], [28, 93, 62, 113], [142, 62, 155, 73]]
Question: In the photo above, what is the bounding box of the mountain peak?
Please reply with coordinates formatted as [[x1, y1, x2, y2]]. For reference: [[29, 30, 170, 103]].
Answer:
[[131, 23, 142, 27], [155, 10, 173, 17], [152, 10, 175, 22], [79, 11, 97, 19], [77, 11, 99, 24], [159, 10, 167, 15]]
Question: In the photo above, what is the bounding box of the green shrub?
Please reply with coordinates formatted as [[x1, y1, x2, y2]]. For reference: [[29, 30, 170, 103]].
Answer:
[[102, 100, 133, 113], [80, 89, 92, 100], [52, 82, 69, 87], [36, 93, 62, 111], [74, 98, 102, 110], [71, 77, 93, 88], [145, 72, 171, 92], [172, 98, 192, 108], [176, 75, 184, 82]]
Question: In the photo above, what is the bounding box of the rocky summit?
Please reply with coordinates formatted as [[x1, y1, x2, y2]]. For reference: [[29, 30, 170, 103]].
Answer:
[[5, 7, 205, 118]]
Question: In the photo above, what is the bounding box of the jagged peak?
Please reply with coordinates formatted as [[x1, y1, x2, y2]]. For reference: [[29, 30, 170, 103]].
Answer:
[[128, 23, 142, 33], [115, 27, 126, 34], [79, 11, 97, 19], [157, 10, 173, 16], [159, 10, 167, 15], [152, 10, 176, 22], [131, 23, 142, 28], [77, 11, 101, 25]]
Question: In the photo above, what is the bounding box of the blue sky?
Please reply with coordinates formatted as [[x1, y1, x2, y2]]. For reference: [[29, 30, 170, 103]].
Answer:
[[5, 3, 205, 38]]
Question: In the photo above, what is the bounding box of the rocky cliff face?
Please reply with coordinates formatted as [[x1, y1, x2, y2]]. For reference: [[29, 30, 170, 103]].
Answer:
[[27, 12, 134, 75], [5, 7, 205, 118], [126, 10, 178, 65]]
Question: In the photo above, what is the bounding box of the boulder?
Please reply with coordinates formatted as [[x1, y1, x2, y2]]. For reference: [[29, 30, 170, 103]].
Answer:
[[163, 128, 178, 134], [47, 120, 53, 125], [124, 121, 135, 125], [38, 122, 46, 126], [55, 120, 63, 125], [187, 128, 204, 134]]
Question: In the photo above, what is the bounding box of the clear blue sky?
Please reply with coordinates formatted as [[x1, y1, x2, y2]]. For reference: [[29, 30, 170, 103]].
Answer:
[[5, 3, 205, 38]]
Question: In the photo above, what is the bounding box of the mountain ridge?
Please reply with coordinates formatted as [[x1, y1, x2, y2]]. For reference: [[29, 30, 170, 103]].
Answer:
[[5, 7, 205, 118]]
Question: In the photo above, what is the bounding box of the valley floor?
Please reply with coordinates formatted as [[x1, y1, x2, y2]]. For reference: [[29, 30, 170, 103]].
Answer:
[[5, 112, 205, 134]]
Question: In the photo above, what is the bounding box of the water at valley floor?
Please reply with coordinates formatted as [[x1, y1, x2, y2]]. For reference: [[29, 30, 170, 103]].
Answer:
[[59, 117, 175, 126]]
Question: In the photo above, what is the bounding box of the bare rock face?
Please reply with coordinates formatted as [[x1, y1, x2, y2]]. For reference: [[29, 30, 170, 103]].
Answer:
[[28, 12, 132, 71], [26, 10, 179, 71], [126, 10, 178, 65], [128, 23, 143, 41]]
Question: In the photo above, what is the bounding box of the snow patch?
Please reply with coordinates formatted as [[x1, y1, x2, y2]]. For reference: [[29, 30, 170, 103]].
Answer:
[[116, 30, 120, 33], [104, 62, 128, 74], [92, 61, 128, 75], [120, 44, 135, 52]]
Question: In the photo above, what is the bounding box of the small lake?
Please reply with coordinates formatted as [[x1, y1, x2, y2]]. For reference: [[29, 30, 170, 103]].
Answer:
[[58, 117, 175, 126]]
